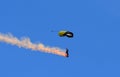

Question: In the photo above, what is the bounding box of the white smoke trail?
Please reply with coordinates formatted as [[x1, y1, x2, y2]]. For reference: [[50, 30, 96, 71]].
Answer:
[[0, 33, 67, 57]]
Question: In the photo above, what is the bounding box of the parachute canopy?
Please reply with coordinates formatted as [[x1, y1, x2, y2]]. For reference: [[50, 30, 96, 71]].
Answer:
[[58, 31, 73, 38]]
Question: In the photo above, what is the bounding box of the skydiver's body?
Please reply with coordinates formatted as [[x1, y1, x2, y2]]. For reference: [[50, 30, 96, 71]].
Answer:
[[65, 48, 69, 57]]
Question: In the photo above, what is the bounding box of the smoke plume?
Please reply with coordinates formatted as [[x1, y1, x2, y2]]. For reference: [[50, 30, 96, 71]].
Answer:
[[0, 33, 67, 57]]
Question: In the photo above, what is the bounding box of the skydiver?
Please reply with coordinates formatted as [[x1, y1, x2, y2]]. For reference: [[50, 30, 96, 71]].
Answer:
[[65, 48, 69, 57]]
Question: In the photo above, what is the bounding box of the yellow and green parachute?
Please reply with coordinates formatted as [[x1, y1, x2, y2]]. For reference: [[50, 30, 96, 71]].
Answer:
[[58, 30, 73, 38]]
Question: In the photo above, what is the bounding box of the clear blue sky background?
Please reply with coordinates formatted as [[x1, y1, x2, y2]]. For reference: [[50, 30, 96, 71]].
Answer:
[[0, 0, 120, 77]]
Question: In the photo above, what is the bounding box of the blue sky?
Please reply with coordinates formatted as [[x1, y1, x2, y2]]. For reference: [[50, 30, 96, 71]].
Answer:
[[0, 0, 120, 77]]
